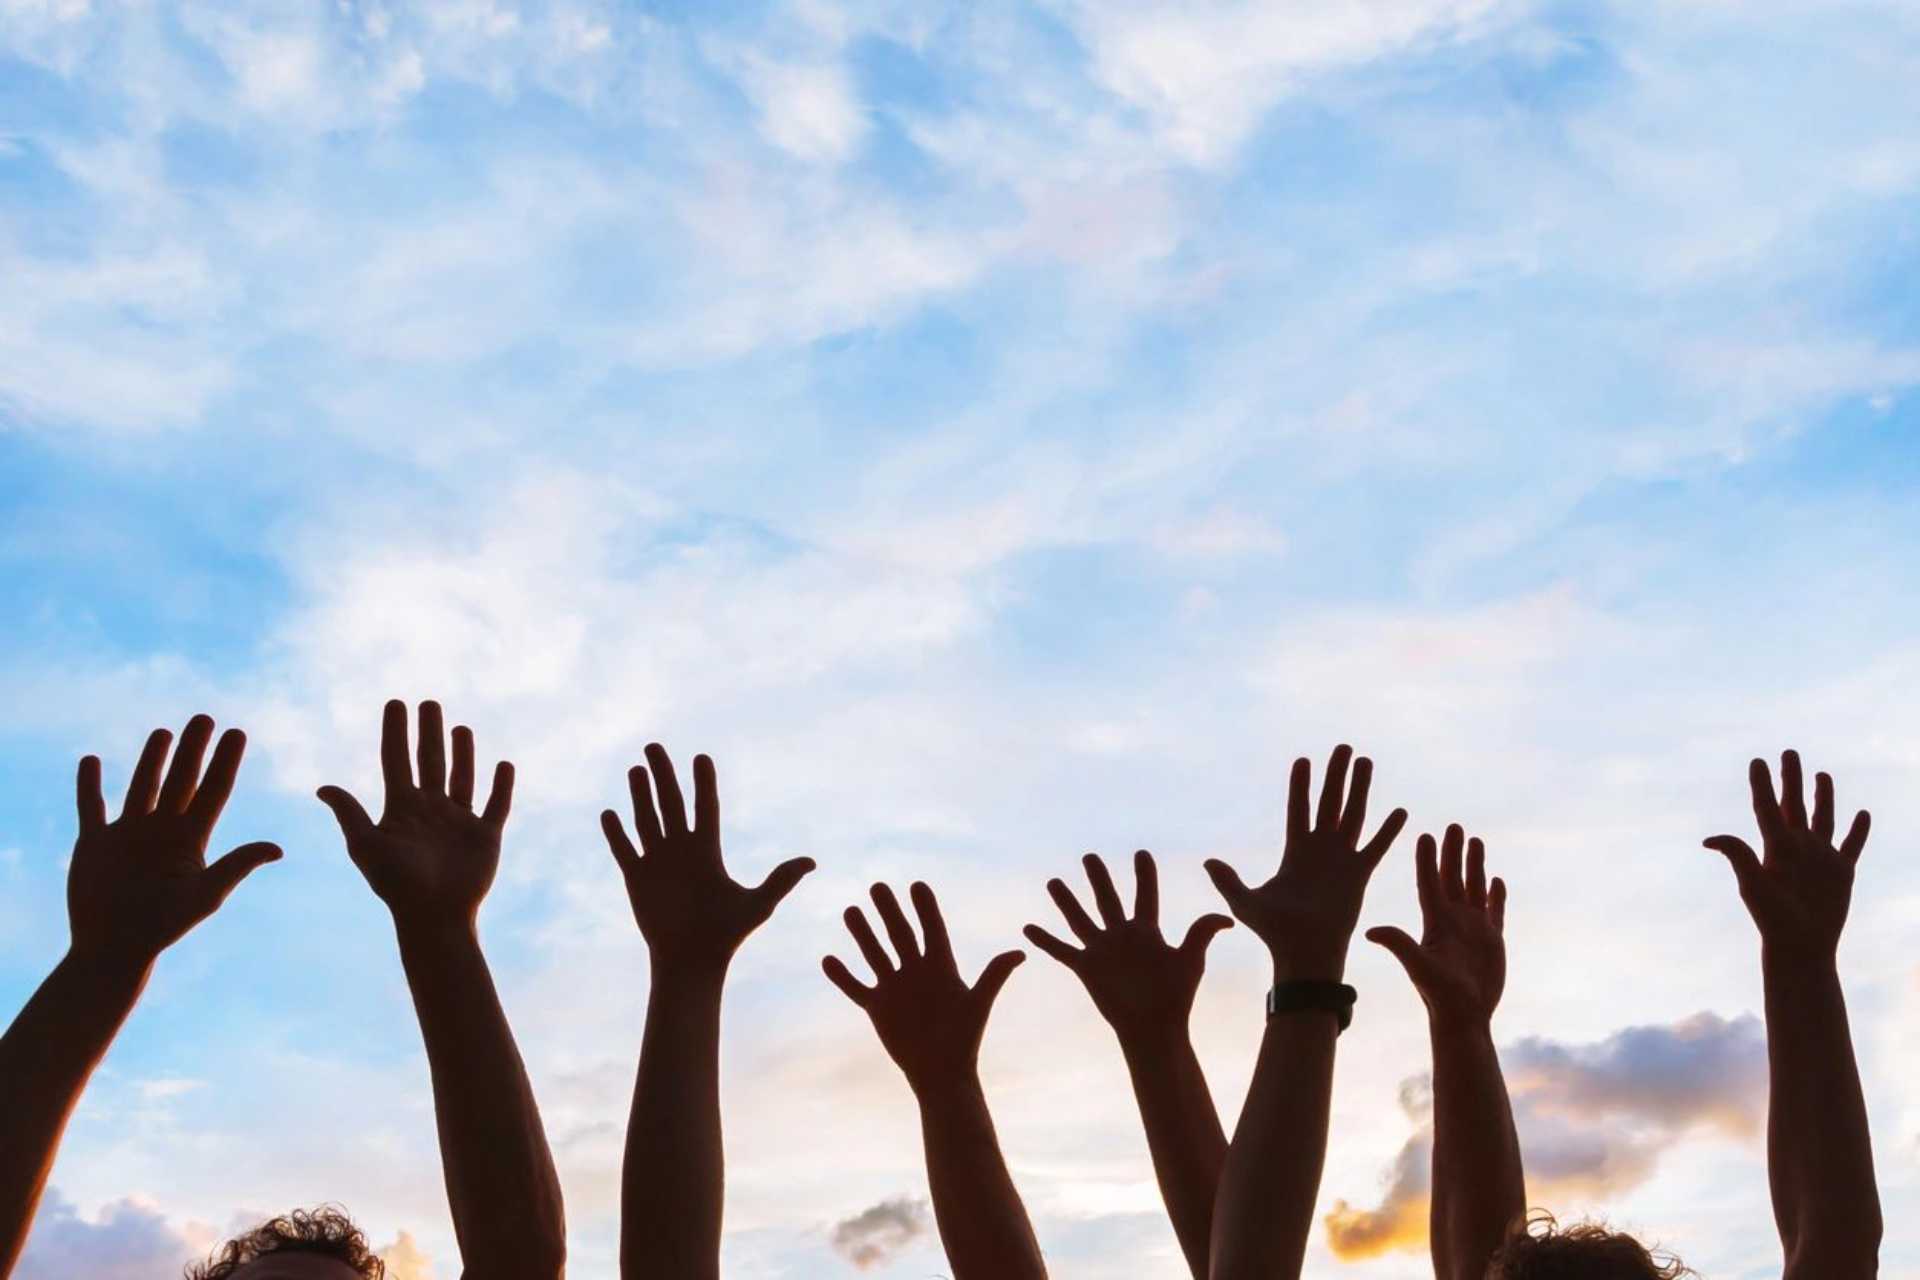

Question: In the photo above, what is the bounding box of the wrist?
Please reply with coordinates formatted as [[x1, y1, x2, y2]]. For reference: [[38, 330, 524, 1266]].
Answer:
[[58, 944, 155, 994], [1115, 1018, 1196, 1064], [1429, 1012, 1497, 1049], [1270, 946, 1348, 984], [909, 1066, 986, 1108], [393, 915, 482, 955]]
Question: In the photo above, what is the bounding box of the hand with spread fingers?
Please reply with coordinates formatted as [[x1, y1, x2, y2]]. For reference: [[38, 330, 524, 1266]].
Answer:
[[1027, 851, 1231, 1279], [1706, 751, 1880, 1280], [602, 744, 815, 979], [825, 882, 1025, 1095], [1203, 745, 1408, 982], [1367, 825, 1508, 1027], [826, 882, 1044, 1280], [68, 714, 283, 968], [1026, 850, 1232, 1044], [1368, 827, 1524, 1280], [318, 700, 566, 1279], [1704, 751, 1869, 962], [317, 698, 513, 930], [4, 716, 279, 1275]]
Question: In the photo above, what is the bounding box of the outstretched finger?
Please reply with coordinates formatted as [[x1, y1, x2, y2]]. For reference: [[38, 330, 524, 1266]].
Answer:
[[450, 726, 476, 808], [123, 727, 172, 818], [1179, 912, 1233, 961], [627, 766, 665, 855], [1022, 924, 1081, 968], [381, 699, 413, 798], [1840, 810, 1871, 863], [754, 857, 815, 916], [1340, 756, 1374, 845], [1466, 837, 1487, 908], [417, 701, 447, 795], [186, 728, 247, 833], [910, 881, 954, 967], [317, 785, 376, 844], [1047, 877, 1100, 942], [1286, 757, 1312, 846], [1703, 835, 1762, 897], [972, 949, 1025, 1007], [1488, 876, 1508, 932], [1779, 750, 1807, 832], [1084, 853, 1126, 927], [1203, 858, 1254, 919], [201, 841, 283, 912], [1440, 825, 1466, 903], [844, 905, 893, 976], [481, 761, 514, 829], [1131, 849, 1160, 925], [644, 744, 689, 838], [693, 754, 721, 842], [77, 756, 106, 832], [822, 955, 873, 1008], [1361, 807, 1410, 868], [1747, 758, 1784, 844], [1414, 833, 1441, 917], [601, 810, 642, 875], [871, 883, 920, 962], [1365, 925, 1427, 985], [1317, 744, 1353, 832], [158, 714, 215, 815], [1810, 771, 1834, 845]]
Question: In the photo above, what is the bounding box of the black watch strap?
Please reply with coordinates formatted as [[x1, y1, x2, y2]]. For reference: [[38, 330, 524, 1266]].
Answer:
[[1267, 980, 1358, 1033]]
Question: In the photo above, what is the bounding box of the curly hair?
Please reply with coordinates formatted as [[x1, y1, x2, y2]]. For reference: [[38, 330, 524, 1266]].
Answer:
[[1486, 1210, 1693, 1280], [185, 1206, 385, 1280]]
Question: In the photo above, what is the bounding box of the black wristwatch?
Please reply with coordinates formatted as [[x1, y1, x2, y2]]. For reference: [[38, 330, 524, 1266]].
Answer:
[[1267, 980, 1358, 1033]]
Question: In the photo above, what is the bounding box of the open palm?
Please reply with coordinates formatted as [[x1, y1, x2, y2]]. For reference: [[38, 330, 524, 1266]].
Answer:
[[1368, 825, 1506, 1024]]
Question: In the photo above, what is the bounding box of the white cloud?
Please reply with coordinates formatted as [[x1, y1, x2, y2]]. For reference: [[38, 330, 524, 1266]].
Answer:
[[14, 1191, 201, 1280]]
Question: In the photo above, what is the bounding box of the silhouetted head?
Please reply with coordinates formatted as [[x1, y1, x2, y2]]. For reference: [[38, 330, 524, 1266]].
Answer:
[[186, 1206, 384, 1280], [1486, 1212, 1692, 1279]]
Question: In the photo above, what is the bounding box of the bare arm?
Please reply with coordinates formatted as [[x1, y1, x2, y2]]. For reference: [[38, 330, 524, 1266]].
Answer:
[[600, 745, 813, 1280], [1705, 753, 1881, 1280], [1202, 746, 1408, 1280], [826, 881, 1044, 1280], [1368, 825, 1524, 1280], [319, 700, 565, 1280], [1025, 851, 1232, 1278], [0, 718, 279, 1275]]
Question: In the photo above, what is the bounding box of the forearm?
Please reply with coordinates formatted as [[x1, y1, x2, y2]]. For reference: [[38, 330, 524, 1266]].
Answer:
[[915, 1073, 1047, 1280], [1208, 1011, 1338, 1280], [397, 924, 565, 1280], [0, 951, 148, 1274], [1118, 1029, 1226, 1280], [623, 964, 728, 1280], [1762, 948, 1880, 1277], [1428, 1017, 1524, 1280]]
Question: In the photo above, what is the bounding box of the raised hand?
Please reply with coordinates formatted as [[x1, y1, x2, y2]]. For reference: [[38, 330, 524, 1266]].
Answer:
[[1025, 851, 1231, 1042], [1203, 745, 1407, 981], [825, 882, 1024, 1094], [1367, 826, 1508, 1025], [602, 744, 814, 979], [68, 714, 282, 969], [317, 699, 512, 930], [1705, 751, 1869, 961]]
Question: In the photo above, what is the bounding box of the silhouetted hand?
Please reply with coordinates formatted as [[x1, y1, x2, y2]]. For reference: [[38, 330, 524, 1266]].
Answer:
[[1203, 745, 1407, 981], [825, 882, 1024, 1096], [1367, 825, 1507, 1026], [318, 699, 512, 932], [67, 715, 282, 970], [601, 744, 814, 979], [1024, 851, 1231, 1043], [1704, 751, 1869, 962]]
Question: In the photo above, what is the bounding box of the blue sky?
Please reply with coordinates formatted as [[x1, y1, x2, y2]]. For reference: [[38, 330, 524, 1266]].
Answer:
[[3, 1, 1919, 1277]]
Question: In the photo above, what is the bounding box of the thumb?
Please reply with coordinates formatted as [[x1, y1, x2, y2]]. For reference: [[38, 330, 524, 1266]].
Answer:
[[1179, 912, 1235, 961], [1365, 926, 1427, 983], [972, 949, 1026, 1008], [202, 842, 283, 911], [1702, 835, 1762, 895], [316, 786, 375, 844], [752, 856, 817, 915], [1202, 859, 1254, 917]]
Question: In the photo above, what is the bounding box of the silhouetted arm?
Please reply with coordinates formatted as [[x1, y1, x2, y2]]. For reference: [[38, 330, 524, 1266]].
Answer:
[[600, 746, 813, 1280], [0, 718, 279, 1276], [1025, 851, 1231, 1278], [319, 701, 564, 1280], [1368, 826, 1524, 1280], [1705, 754, 1881, 1280], [826, 882, 1043, 1280], [1202, 747, 1407, 1280]]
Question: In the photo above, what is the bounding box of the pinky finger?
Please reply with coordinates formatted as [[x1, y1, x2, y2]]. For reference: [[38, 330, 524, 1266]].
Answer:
[[1840, 810, 1871, 863], [481, 761, 514, 828]]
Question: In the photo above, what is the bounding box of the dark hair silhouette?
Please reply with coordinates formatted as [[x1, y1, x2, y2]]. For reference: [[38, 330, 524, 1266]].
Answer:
[[1485, 1211, 1691, 1279], [185, 1206, 385, 1279]]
